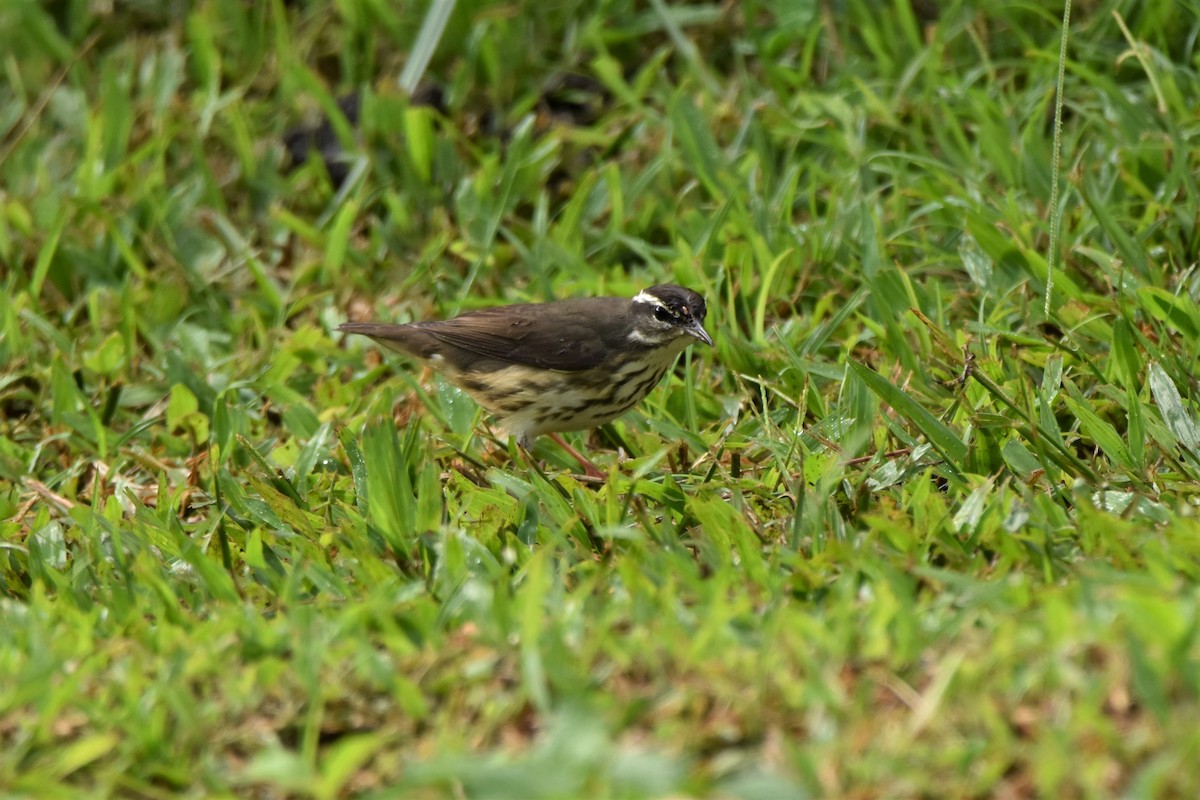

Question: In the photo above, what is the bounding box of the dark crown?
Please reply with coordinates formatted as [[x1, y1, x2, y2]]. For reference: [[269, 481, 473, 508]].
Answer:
[[636, 285, 706, 324]]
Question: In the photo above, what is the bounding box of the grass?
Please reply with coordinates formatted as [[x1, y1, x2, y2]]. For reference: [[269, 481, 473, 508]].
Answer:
[[3, 0, 1200, 796]]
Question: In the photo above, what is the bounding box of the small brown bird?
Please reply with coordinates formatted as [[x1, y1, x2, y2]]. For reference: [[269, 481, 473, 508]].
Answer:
[[339, 285, 712, 458]]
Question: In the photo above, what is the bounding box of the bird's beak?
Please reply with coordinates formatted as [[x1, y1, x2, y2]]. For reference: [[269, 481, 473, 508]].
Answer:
[[687, 320, 714, 347]]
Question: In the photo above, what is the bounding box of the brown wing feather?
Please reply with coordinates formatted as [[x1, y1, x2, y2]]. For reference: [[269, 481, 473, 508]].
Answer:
[[418, 298, 628, 371], [341, 296, 635, 372]]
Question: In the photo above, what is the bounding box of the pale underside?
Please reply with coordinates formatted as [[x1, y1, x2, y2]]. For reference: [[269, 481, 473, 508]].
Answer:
[[429, 339, 692, 446]]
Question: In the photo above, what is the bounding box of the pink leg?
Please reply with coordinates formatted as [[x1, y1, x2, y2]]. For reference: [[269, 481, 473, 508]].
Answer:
[[547, 432, 605, 480]]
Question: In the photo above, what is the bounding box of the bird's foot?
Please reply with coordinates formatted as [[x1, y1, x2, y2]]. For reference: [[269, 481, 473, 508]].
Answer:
[[546, 432, 606, 481]]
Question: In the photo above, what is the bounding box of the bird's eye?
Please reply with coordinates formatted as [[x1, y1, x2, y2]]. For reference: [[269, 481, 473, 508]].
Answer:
[[653, 305, 672, 322]]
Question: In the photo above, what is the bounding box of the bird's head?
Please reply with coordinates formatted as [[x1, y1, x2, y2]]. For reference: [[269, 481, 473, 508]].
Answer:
[[629, 285, 713, 349]]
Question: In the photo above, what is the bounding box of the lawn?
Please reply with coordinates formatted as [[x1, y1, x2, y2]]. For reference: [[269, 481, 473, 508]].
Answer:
[[3, 0, 1200, 797]]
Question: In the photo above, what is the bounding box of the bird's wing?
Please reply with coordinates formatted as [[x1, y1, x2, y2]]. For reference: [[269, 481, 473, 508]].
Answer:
[[419, 301, 623, 371]]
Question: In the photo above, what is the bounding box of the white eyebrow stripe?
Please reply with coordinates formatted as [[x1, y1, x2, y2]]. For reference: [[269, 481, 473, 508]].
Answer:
[[632, 290, 661, 305]]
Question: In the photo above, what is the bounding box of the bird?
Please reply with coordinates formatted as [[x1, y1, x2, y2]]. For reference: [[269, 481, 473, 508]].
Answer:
[[338, 284, 713, 470]]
